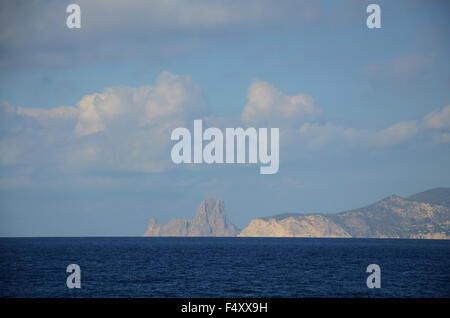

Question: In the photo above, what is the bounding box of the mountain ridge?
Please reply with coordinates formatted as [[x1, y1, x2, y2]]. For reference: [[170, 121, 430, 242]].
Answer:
[[406, 187, 450, 208], [240, 188, 450, 239]]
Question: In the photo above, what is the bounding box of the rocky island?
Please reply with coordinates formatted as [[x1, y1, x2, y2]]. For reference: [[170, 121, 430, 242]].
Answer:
[[144, 198, 239, 237], [145, 188, 450, 239]]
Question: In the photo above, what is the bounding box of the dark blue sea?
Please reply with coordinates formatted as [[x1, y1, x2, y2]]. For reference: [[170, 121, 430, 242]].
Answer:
[[0, 237, 449, 298]]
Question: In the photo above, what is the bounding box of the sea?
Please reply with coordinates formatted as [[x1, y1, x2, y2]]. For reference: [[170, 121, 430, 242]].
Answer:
[[0, 237, 449, 298]]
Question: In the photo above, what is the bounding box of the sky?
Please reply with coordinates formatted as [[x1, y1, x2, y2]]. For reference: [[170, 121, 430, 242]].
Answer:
[[0, 0, 449, 236]]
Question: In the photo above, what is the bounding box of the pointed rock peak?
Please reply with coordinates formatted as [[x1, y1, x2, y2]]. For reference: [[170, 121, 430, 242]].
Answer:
[[215, 198, 225, 213], [198, 198, 216, 214], [148, 217, 158, 226], [144, 198, 236, 237]]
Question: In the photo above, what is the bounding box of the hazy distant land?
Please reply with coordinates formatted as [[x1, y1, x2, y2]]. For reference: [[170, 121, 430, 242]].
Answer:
[[144, 188, 450, 239]]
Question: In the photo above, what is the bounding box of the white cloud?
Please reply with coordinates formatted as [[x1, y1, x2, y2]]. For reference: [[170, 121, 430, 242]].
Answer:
[[297, 120, 419, 151], [423, 105, 450, 131], [74, 71, 208, 136], [241, 80, 321, 127], [431, 132, 450, 144], [0, 73, 448, 190], [298, 123, 367, 150], [421, 104, 450, 144], [372, 120, 419, 147], [17, 106, 79, 120], [0, 71, 209, 176]]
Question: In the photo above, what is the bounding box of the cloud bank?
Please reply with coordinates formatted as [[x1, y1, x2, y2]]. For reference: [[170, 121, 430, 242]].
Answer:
[[0, 0, 320, 68], [0, 71, 209, 182], [0, 71, 448, 188]]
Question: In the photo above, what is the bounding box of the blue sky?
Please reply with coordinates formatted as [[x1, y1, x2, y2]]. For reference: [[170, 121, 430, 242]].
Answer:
[[0, 0, 449, 236]]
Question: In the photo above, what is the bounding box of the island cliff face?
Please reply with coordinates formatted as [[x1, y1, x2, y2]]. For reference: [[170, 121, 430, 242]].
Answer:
[[238, 215, 351, 238], [144, 198, 239, 237], [239, 188, 450, 239]]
